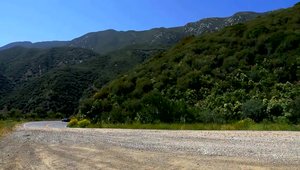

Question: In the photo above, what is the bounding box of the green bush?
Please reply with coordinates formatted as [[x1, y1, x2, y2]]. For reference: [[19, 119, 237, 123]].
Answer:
[[194, 109, 221, 123], [78, 119, 91, 128], [8, 108, 23, 120], [94, 87, 109, 99], [135, 77, 153, 93], [242, 99, 266, 122], [47, 111, 63, 119], [273, 116, 289, 124], [177, 71, 202, 90], [135, 108, 157, 124], [142, 91, 180, 123], [246, 25, 269, 38], [108, 106, 125, 123], [67, 118, 78, 127], [288, 96, 300, 124], [79, 98, 94, 116], [24, 112, 38, 120], [111, 78, 135, 95], [234, 118, 255, 129], [0, 111, 8, 120]]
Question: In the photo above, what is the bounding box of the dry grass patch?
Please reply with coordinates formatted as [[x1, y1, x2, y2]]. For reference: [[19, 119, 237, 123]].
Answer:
[[0, 120, 19, 137]]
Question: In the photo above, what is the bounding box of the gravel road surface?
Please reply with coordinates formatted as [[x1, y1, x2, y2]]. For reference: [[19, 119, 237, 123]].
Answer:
[[0, 121, 299, 169], [23, 121, 67, 129]]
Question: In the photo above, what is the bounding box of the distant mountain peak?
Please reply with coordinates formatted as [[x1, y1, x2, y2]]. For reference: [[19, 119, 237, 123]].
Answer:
[[183, 11, 263, 35]]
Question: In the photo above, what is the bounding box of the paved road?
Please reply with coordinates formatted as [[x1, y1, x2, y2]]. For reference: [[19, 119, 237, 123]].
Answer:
[[0, 122, 299, 169], [23, 121, 67, 129]]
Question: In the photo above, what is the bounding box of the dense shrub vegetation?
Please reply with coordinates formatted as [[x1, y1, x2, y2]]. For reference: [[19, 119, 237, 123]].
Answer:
[[0, 10, 264, 119], [0, 74, 12, 97], [0, 45, 164, 117], [79, 4, 300, 125], [0, 11, 264, 120]]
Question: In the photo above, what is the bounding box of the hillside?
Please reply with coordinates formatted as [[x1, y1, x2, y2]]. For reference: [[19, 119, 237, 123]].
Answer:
[[0, 41, 68, 51], [2, 67, 95, 116], [0, 47, 100, 116], [0, 74, 12, 98], [0, 47, 98, 84], [0, 45, 164, 116], [80, 4, 300, 124], [0, 12, 263, 54], [0, 11, 264, 117]]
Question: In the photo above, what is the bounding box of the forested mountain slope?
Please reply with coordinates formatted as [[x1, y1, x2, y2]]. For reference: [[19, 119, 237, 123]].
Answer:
[[0, 47, 98, 84], [0, 11, 264, 117], [0, 74, 12, 98], [0, 47, 99, 116], [0, 45, 164, 116], [80, 4, 300, 124]]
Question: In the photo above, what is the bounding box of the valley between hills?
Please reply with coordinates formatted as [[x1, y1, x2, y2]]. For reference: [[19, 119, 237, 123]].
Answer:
[[1, 4, 299, 127], [0, 2, 299, 169]]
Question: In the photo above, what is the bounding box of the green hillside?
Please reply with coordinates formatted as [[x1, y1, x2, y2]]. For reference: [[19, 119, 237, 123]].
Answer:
[[80, 4, 300, 124], [0, 11, 263, 118], [0, 47, 100, 116], [0, 45, 164, 116], [0, 47, 98, 84], [2, 67, 94, 116], [0, 74, 12, 98]]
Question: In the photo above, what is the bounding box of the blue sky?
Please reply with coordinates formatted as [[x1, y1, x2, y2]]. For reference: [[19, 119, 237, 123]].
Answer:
[[0, 0, 298, 46]]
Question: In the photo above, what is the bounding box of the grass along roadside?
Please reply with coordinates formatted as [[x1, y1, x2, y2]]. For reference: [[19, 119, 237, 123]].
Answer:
[[0, 120, 21, 137], [68, 118, 300, 131], [90, 123, 300, 131]]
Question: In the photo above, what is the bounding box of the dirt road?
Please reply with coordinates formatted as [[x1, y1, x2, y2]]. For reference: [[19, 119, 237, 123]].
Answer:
[[0, 121, 299, 169]]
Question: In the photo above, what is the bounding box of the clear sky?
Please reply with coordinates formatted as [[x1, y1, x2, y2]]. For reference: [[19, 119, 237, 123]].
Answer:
[[0, 0, 299, 46]]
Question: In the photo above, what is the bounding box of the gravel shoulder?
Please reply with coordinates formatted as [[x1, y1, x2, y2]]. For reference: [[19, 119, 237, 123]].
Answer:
[[0, 122, 299, 169]]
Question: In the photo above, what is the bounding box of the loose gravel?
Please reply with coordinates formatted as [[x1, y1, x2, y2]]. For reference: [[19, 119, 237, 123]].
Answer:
[[0, 123, 299, 169]]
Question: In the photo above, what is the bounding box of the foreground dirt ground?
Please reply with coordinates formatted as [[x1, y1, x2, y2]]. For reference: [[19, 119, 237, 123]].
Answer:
[[0, 122, 299, 170]]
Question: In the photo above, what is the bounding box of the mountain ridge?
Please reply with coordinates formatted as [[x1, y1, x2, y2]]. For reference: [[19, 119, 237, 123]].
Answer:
[[0, 11, 264, 54]]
